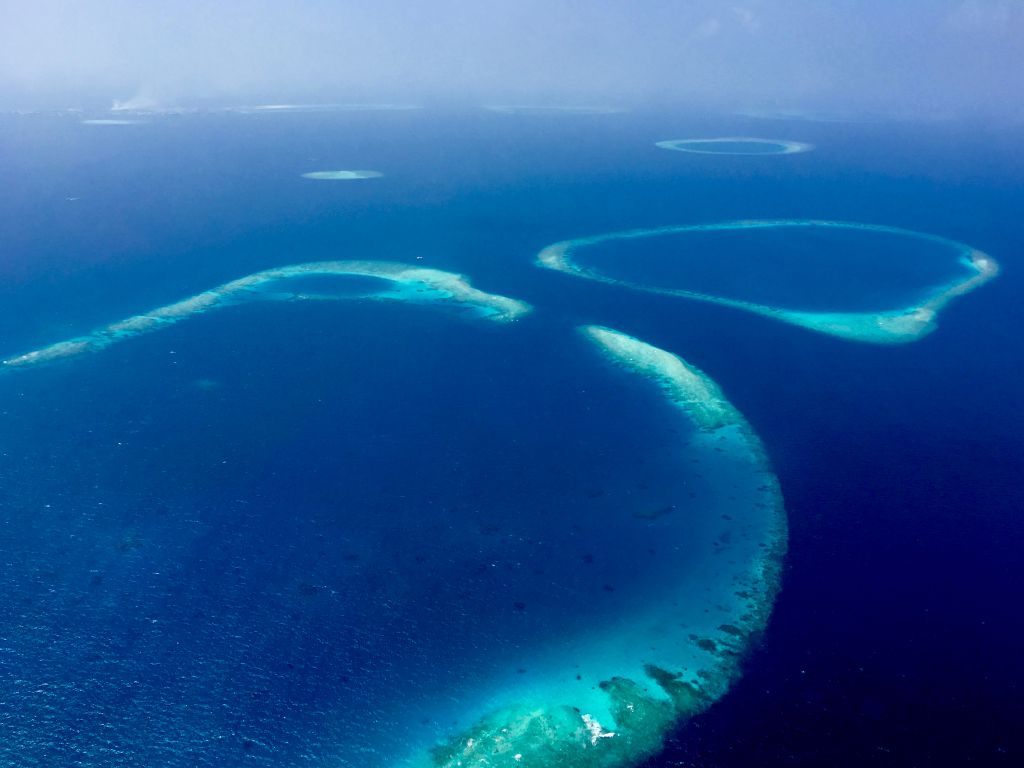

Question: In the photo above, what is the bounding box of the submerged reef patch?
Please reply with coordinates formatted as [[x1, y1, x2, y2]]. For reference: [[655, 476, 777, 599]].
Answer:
[[537, 220, 999, 344], [1, 262, 530, 370], [655, 137, 813, 155], [405, 325, 787, 768]]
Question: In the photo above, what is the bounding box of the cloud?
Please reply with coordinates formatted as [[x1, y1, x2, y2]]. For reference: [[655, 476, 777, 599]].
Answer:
[[112, 87, 161, 112], [0, 0, 1019, 121], [946, 0, 1015, 30], [732, 7, 759, 32], [694, 17, 722, 39]]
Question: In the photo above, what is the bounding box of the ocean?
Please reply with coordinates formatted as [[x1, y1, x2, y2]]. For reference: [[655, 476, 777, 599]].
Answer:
[[0, 107, 1021, 767]]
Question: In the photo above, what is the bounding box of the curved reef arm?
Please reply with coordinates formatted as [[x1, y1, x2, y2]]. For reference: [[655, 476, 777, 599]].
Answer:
[[2, 261, 531, 370], [404, 326, 787, 768]]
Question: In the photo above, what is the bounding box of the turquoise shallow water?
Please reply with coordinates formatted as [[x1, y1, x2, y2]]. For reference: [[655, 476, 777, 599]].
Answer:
[[252, 273, 390, 298]]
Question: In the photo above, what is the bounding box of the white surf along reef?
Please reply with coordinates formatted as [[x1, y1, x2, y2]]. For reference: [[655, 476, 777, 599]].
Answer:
[[410, 325, 786, 768], [1, 262, 530, 371], [537, 220, 999, 344], [655, 137, 813, 155]]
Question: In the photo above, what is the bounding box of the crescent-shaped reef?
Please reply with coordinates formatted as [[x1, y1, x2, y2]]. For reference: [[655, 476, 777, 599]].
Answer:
[[403, 325, 786, 768], [2, 261, 530, 371]]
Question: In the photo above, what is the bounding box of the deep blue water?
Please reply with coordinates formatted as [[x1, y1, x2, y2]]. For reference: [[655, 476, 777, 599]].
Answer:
[[578, 225, 973, 312], [1, 109, 1023, 766], [2, 300, 712, 765]]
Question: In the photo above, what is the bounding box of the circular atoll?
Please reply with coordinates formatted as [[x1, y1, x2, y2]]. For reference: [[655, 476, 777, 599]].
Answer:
[[537, 220, 999, 344], [301, 170, 384, 180], [655, 137, 813, 155]]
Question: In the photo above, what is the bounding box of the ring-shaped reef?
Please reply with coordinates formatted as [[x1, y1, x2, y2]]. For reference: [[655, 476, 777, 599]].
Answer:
[[301, 170, 384, 180], [1, 263, 785, 768], [2, 261, 529, 371], [655, 137, 813, 155], [537, 220, 999, 344]]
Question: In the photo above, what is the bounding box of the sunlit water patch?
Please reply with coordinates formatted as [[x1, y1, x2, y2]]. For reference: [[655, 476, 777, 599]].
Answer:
[[655, 137, 812, 155], [0, 272, 784, 768], [538, 220, 999, 344]]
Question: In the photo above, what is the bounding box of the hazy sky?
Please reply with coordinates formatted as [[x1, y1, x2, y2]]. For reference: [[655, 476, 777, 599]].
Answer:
[[1, 0, 1022, 119]]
